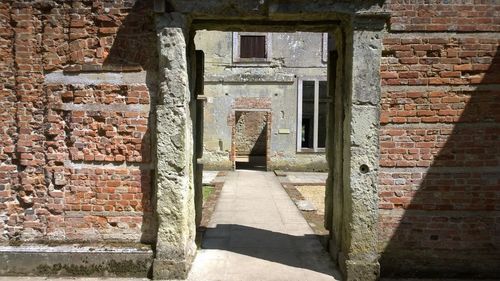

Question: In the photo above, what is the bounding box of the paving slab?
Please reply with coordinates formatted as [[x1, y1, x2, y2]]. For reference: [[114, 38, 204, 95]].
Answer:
[[202, 170, 219, 185], [188, 170, 340, 281], [295, 199, 317, 211], [284, 172, 328, 185]]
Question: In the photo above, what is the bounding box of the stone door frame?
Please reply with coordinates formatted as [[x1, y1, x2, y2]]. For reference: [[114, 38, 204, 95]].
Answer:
[[152, 3, 388, 280]]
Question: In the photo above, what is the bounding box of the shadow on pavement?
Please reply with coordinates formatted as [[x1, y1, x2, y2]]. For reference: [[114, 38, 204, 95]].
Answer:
[[201, 224, 341, 278]]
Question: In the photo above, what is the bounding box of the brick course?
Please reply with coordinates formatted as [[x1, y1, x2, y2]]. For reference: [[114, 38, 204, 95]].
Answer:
[[0, 1, 155, 244], [381, 37, 500, 86], [388, 0, 500, 32], [379, 3, 500, 275]]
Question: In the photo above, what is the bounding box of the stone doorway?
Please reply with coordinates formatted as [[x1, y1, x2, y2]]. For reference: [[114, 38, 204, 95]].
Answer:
[[152, 2, 387, 280]]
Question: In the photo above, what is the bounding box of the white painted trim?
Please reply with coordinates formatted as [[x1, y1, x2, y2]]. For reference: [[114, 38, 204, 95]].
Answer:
[[296, 76, 328, 153], [313, 78, 319, 151], [296, 78, 303, 152], [322, 33, 329, 63]]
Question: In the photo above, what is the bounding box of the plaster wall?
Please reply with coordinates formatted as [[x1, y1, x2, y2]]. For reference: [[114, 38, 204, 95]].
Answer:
[[195, 31, 328, 171]]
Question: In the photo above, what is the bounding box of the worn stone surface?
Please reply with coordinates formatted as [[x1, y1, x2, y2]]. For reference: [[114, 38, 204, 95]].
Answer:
[[170, 0, 385, 21], [0, 245, 153, 277], [331, 17, 384, 281], [153, 13, 196, 279]]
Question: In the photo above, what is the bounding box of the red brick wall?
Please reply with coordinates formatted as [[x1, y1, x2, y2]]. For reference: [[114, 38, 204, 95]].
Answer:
[[235, 111, 268, 156], [228, 97, 272, 166], [0, 1, 156, 244], [388, 0, 500, 32], [379, 1, 500, 277]]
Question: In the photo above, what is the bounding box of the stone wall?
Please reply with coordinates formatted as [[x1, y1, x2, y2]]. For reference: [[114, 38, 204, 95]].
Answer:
[[0, 0, 157, 244], [378, 0, 500, 277]]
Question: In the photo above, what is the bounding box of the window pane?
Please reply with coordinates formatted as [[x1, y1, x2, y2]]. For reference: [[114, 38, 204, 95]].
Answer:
[[319, 81, 328, 99], [318, 98, 328, 148], [240, 35, 266, 58], [301, 81, 315, 149], [302, 81, 315, 100], [318, 81, 328, 148]]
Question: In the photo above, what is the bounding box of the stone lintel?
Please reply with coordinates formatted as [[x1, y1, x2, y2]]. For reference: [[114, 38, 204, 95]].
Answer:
[[169, 0, 387, 22]]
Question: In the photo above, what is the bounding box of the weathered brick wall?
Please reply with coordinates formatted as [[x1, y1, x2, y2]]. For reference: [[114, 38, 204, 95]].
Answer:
[[388, 0, 500, 32], [235, 111, 268, 156], [379, 0, 500, 277], [0, 0, 157, 244]]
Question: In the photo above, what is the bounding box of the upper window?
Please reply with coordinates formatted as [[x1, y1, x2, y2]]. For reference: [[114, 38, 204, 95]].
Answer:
[[233, 32, 272, 63], [240, 35, 266, 58], [297, 78, 329, 153]]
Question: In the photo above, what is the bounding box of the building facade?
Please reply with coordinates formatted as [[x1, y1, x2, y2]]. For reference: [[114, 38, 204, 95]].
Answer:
[[195, 31, 330, 171]]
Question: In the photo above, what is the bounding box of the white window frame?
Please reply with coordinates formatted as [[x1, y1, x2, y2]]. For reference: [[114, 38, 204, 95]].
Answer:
[[296, 77, 328, 153], [232, 32, 272, 63], [322, 33, 329, 63]]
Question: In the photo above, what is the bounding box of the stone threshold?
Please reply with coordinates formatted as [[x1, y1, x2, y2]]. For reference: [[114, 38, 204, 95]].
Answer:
[[0, 244, 153, 277]]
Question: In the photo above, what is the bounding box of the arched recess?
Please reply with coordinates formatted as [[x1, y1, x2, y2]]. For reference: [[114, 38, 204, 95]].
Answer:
[[151, 1, 388, 280]]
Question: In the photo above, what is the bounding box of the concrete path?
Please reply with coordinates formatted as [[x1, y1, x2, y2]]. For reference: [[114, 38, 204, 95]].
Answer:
[[188, 170, 340, 281], [0, 277, 495, 281]]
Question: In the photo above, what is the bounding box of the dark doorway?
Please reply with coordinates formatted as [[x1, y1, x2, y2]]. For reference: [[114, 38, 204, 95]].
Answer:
[[233, 110, 269, 170]]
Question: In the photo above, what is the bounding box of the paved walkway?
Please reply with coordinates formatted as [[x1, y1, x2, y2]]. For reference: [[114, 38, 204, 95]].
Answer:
[[188, 170, 340, 281], [284, 172, 328, 185], [203, 170, 219, 185]]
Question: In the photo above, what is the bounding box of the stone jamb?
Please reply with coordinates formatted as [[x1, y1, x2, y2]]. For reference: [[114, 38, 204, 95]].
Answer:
[[335, 15, 386, 281], [152, 12, 197, 280]]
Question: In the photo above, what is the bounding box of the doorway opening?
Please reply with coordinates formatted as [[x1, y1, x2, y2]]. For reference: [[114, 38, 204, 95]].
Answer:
[[192, 28, 337, 279], [233, 110, 270, 171]]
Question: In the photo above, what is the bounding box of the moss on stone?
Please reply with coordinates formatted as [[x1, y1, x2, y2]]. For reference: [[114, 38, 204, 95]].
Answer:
[[35, 259, 151, 277]]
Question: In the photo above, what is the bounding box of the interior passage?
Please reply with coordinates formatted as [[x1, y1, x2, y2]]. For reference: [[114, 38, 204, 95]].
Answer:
[[188, 171, 340, 281]]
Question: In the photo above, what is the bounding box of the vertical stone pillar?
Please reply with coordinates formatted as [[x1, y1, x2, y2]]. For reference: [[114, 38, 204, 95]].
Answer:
[[338, 15, 385, 281], [194, 50, 205, 227], [153, 13, 196, 280], [328, 26, 345, 261]]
